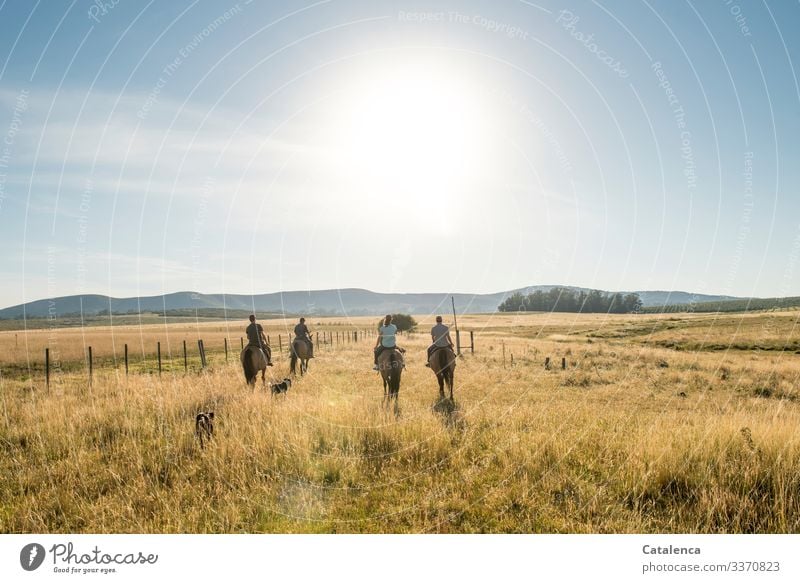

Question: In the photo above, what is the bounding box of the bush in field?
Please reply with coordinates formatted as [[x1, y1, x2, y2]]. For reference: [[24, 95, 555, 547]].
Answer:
[[376, 314, 417, 332]]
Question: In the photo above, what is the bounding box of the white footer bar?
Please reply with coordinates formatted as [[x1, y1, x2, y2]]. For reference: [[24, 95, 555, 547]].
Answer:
[[2, 534, 797, 582]]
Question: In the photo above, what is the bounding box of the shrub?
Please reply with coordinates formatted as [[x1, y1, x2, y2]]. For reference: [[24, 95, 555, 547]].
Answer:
[[377, 314, 417, 332]]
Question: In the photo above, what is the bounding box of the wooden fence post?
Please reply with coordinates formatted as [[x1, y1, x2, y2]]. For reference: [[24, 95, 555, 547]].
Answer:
[[124, 343, 129, 375], [470, 331, 474, 354], [88, 346, 93, 384], [183, 340, 187, 372], [278, 334, 282, 353], [545, 357, 551, 370], [157, 342, 162, 375], [240, 337, 244, 350], [562, 357, 567, 370], [45, 348, 50, 390], [316, 332, 319, 351], [224, 338, 228, 362], [198, 340, 206, 368], [456, 330, 461, 355]]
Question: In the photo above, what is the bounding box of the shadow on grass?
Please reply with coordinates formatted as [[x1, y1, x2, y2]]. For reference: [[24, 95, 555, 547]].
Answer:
[[432, 396, 466, 431]]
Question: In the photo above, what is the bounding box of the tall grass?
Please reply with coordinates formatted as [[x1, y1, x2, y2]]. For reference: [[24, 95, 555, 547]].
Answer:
[[2, 313, 800, 533]]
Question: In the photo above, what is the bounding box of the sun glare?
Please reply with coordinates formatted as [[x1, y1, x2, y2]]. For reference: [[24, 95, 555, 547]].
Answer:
[[325, 60, 491, 220]]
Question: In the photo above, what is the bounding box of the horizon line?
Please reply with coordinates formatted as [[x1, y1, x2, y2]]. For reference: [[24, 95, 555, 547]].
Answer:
[[0, 284, 758, 312]]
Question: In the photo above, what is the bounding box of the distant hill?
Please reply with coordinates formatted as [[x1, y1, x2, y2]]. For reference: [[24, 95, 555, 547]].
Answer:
[[0, 286, 744, 320], [641, 295, 800, 313], [636, 290, 744, 307]]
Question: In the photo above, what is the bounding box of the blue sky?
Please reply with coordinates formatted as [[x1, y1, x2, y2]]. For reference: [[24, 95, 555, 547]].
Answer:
[[1, 0, 799, 308]]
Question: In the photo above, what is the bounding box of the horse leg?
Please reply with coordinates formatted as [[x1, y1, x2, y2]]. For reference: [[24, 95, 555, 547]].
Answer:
[[437, 371, 445, 397], [389, 374, 400, 417], [290, 354, 296, 375], [448, 370, 454, 400]]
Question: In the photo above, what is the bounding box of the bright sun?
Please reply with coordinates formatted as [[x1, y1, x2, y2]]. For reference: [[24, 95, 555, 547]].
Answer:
[[324, 60, 490, 217]]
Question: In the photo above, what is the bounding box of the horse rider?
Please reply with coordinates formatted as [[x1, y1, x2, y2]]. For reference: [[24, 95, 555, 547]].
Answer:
[[246, 314, 273, 365], [373, 314, 402, 370], [426, 315, 454, 367], [293, 317, 314, 358]]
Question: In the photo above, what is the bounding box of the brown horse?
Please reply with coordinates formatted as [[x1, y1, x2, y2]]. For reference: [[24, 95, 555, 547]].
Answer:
[[377, 347, 403, 412], [290, 339, 311, 375], [241, 345, 270, 385], [429, 347, 456, 399]]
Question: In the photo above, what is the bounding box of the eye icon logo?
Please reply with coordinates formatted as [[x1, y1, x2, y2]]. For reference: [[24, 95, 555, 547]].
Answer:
[[20, 543, 46, 571]]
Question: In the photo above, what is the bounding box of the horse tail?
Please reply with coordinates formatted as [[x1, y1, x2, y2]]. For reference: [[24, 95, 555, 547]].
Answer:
[[389, 350, 401, 396], [446, 350, 455, 388], [433, 347, 445, 374], [435, 348, 453, 391], [242, 347, 256, 384]]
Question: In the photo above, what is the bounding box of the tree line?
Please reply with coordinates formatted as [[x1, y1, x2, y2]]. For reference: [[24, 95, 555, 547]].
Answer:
[[497, 288, 642, 314]]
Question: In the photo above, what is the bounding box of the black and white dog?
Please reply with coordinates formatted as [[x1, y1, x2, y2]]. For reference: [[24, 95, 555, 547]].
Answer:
[[195, 411, 214, 449], [270, 377, 292, 395]]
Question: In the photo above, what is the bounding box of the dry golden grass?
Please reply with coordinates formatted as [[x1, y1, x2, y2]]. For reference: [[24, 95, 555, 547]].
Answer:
[[2, 311, 800, 533]]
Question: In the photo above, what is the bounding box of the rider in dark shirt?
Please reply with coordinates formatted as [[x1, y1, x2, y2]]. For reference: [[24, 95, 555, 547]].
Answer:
[[293, 317, 314, 358], [246, 314, 272, 365]]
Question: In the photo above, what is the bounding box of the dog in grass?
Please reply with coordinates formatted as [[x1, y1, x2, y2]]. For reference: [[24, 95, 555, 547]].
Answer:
[[195, 411, 214, 449], [270, 378, 292, 395]]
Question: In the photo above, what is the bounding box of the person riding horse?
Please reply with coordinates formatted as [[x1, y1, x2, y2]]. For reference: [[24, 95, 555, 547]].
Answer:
[[246, 314, 273, 366], [426, 315, 454, 367], [373, 314, 403, 370], [293, 317, 314, 359]]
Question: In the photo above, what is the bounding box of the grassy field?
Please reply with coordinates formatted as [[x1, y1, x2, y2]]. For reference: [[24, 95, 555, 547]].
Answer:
[[1, 311, 800, 533]]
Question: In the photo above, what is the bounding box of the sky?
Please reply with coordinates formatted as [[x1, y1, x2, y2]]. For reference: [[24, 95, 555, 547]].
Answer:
[[1, 0, 799, 308]]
